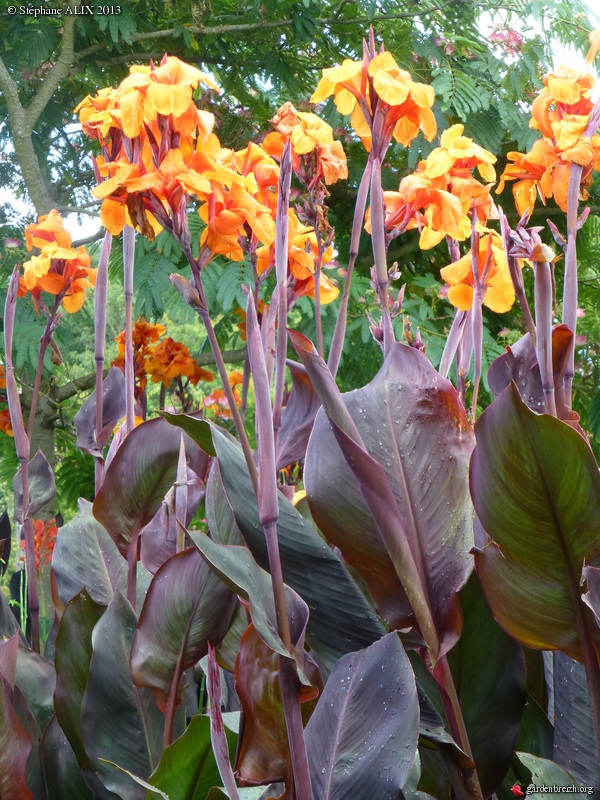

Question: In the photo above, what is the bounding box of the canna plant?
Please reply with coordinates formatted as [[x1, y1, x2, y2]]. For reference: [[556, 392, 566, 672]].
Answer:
[[4, 26, 600, 800]]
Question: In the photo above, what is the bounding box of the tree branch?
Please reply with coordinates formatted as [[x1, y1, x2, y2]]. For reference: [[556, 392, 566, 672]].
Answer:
[[24, 2, 77, 131], [75, 1, 461, 61]]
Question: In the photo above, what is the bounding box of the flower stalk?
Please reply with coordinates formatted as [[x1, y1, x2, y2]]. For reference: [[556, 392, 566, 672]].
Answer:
[[94, 230, 112, 492]]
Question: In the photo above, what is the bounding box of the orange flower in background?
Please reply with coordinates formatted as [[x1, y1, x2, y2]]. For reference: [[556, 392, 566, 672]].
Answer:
[[440, 230, 517, 313], [115, 318, 166, 350], [234, 300, 268, 341], [0, 409, 13, 437], [20, 211, 96, 313], [203, 371, 242, 419], [0, 364, 6, 390], [497, 140, 568, 215], [586, 29, 600, 65], [145, 337, 213, 387], [21, 519, 58, 571]]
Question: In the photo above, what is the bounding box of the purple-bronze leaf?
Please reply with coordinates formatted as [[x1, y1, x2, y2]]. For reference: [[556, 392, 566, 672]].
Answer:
[[0, 670, 33, 800], [41, 715, 95, 800], [13, 450, 55, 524], [471, 383, 600, 660], [582, 564, 600, 629], [93, 417, 184, 557], [74, 367, 126, 457], [487, 325, 579, 426], [54, 589, 107, 769], [234, 622, 321, 787], [304, 632, 419, 800], [81, 592, 164, 799], [205, 460, 245, 547], [302, 342, 474, 658], [52, 499, 126, 613], [276, 360, 321, 470], [130, 547, 236, 709]]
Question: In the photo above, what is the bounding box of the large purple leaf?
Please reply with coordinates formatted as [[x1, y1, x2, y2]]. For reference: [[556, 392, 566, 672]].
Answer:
[[74, 366, 126, 457], [207, 427, 385, 668], [205, 461, 245, 547], [15, 645, 56, 738], [303, 342, 474, 656], [446, 574, 526, 797], [471, 383, 600, 659], [81, 592, 164, 799], [0, 637, 33, 800], [487, 325, 579, 426], [130, 546, 237, 707], [551, 651, 600, 786], [276, 359, 321, 470], [304, 632, 419, 800], [41, 715, 94, 800], [52, 499, 126, 612], [93, 417, 185, 557], [234, 621, 321, 786], [188, 534, 312, 676], [54, 590, 107, 769], [13, 450, 55, 524]]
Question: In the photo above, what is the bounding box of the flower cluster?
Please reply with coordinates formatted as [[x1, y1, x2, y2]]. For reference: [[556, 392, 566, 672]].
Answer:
[[311, 48, 436, 153], [203, 370, 243, 419], [262, 101, 348, 186], [498, 69, 600, 215], [0, 366, 10, 438], [19, 519, 58, 572], [366, 124, 497, 250], [112, 318, 214, 397], [440, 229, 516, 313], [20, 210, 96, 313]]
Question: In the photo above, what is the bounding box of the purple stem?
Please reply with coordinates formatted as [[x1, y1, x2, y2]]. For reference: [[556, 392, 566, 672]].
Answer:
[[314, 235, 324, 358], [562, 164, 583, 411], [247, 294, 311, 800], [470, 294, 483, 424], [439, 309, 467, 379], [94, 231, 112, 493], [498, 208, 536, 342], [175, 435, 187, 552], [123, 225, 136, 436], [26, 294, 63, 443], [534, 260, 557, 416], [369, 158, 394, 357], [4, 269, 38, 651], [273, 140, 292, 457], [456, 312, 473, 408], [328, 159, 372, 377]]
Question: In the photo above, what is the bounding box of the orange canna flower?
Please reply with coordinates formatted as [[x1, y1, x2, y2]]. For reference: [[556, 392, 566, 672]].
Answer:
[[440, 230, 517, 313], [0, 409, 13, 437], [263, 102, 348, 186], [203, 386, 241, 419], [0, 364, 6, 390], [311, 49, 436, 149], [499, 67, 600, 215], [23, 518, 58, 572], [145, 337, 213, 387], [114, 318, 166, 350], [586, 29, 600, 65], [20, 211, 96, 313], [423, 124, 496, 184]]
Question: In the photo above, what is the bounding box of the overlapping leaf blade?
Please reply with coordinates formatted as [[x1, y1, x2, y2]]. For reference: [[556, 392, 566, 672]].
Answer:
[[303, 342, 474, 655], [471, 383, 600, 658], [305, 632, 419, 800], [130, 546, 237, 704]]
